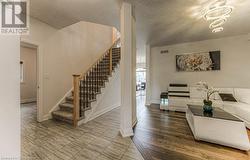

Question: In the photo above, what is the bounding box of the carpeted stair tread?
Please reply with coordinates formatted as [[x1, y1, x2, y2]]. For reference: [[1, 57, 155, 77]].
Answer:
[[52, 110, 73, 120], [66, 96, 74, 102], [59, 102, 74, 111], [52, 46, 121, 126]]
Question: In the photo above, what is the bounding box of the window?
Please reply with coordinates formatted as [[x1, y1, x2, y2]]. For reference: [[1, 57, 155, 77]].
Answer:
[[20, 61, 24, 83]]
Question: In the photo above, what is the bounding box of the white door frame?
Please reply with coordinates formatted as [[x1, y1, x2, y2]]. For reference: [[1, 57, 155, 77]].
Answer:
[[20, 40, 43, 122]]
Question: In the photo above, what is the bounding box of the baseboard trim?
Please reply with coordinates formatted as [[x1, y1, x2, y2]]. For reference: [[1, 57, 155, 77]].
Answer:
[[120, 127, 134, 137], [77, 118, 86, 126], [151, 99, 160, 104], [21, 98, 37, 104], [133, 119, 138, 127], [42, 114, 52, 121], [85, 103, 120, 123]]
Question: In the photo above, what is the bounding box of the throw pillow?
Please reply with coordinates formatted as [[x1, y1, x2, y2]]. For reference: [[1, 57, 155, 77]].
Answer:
[[219, 93, 237, 102]]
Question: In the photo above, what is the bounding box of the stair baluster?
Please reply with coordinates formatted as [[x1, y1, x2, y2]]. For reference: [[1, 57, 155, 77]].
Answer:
[[98, 61, 101, 88], [110, 48, 112, 75], [87, 72, 89, 110], [69, 38, 120, 127]]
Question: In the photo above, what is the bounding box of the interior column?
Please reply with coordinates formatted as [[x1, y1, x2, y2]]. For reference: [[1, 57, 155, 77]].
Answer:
[[120, 2, 136, 137], [145, 44, 151, 106]]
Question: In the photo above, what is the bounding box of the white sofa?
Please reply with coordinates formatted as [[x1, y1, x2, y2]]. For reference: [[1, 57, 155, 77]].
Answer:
[[168, 87, 250, 129]]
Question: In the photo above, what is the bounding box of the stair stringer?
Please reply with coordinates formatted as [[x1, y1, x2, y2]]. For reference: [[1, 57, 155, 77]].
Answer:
[[78, 65, 121, 125], [48, 88, 73, 120]]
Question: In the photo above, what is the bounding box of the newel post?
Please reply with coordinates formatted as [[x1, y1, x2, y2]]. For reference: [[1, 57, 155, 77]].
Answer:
[[73, 74, 80, 127]]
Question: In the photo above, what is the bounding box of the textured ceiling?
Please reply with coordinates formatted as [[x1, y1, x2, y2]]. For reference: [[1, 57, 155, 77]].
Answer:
[[126, 0, 250, 46], [30, 0, 250, 63], [30, 0, 122, 29]]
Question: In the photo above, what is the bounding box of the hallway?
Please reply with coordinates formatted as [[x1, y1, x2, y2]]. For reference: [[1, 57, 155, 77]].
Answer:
[[21, 103, 143, 160]]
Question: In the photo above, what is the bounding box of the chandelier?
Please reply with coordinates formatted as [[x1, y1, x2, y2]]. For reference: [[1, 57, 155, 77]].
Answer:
[[202, 0, 233, 33]]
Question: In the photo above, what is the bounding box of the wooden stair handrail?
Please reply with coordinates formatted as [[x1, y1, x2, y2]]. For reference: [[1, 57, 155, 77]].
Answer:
[[72, 38, 120, 127], [79, 38, 120, 79]]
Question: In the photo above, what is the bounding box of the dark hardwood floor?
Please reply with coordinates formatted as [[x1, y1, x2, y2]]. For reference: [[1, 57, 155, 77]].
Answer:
[[132, 103, 250, 160]]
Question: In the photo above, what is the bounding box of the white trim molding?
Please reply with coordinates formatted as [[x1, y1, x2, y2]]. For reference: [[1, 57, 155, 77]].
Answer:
[[86, 103, 120, 122], [49, 88, 73, 114], [21, 98, 37, 104], [120, 128, 134, 137], [78, 103, 120, 126], [82, 66, 121, 124], [145, 44, 151, 106], [151, 99, 160, 104], [20, 39, 43, 122], [132, 118, 138, 127], [42, 113, 52, 121]]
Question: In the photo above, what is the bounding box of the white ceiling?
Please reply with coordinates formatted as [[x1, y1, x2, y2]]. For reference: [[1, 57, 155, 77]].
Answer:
[[30, 0, 250, 63], [127, 0, 250, 47], [30, 0, 121, 29]]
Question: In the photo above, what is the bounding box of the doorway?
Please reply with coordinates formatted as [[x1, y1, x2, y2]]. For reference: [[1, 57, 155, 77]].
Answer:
[[136, 68, 146, 97], [20, 42, 40, 122], [136, 68, 146, 120]]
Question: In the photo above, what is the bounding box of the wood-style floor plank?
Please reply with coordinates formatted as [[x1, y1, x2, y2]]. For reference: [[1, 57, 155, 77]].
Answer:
[[133, 103, 250, 160], [21, 103, 144, 160]]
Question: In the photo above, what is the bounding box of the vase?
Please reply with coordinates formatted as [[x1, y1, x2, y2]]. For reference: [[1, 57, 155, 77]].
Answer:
[[203, 100, 213, 113]]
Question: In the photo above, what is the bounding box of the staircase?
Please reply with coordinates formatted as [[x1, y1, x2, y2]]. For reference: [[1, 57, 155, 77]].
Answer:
[[52, 39, 121, 126]]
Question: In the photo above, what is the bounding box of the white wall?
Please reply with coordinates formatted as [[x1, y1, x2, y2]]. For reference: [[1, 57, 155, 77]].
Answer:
[[21, 18, 57, 121], [85, 66, 121, 122], [20, 46, 37, 103], [0, 36, 20, 159], [145, 44, 151, 105], [21, 17, 113, 120], [150, 34, 250, 103]]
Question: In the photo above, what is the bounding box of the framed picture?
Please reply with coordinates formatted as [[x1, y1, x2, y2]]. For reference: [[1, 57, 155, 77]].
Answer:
[[176, 51, 220, 72]]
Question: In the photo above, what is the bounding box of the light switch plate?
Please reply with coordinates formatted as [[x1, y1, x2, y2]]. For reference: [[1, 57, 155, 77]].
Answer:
[[44, 73, 50, 80]]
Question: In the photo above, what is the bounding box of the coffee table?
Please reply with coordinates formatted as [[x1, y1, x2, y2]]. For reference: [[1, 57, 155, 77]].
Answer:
[[186, 104, 250, 151]]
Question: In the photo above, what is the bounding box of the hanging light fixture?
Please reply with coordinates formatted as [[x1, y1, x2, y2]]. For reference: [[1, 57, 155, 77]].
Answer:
[[202, 0, 233, 33]]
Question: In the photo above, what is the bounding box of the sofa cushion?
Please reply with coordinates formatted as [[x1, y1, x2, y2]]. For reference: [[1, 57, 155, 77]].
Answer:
[[234, 103, 250, 123], [214, 88, 234, 100], [186, 99, 224, 109], [168, 97, 190, 108], [222, 101, 239, 115], [189, 98, 203, 106], [234, 88, 250, 104], [219, 93, 237, 102], [212, 100, 224, 109], [190, 87, 207, 99], [168, 84, 190, 98]]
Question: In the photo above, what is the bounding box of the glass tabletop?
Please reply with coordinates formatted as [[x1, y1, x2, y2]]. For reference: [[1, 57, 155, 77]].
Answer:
[[187, 104, 242, 122]]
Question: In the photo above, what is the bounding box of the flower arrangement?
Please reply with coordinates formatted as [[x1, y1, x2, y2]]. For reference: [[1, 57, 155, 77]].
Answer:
[[197, 81, 219, 112]]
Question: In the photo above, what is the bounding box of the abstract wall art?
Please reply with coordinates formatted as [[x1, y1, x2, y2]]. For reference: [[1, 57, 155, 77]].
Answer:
[[176, 51, 221, 72]]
